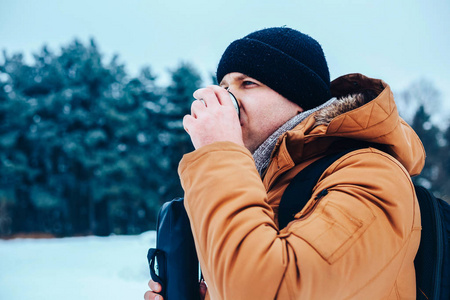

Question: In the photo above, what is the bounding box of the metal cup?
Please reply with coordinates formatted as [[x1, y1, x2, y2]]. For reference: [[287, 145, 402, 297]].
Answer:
[[197, 92, 239, 118], [229, 92, 240, 118]]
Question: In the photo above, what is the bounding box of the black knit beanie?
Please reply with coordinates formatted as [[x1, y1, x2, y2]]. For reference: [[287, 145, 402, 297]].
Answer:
[[216, 27, 331, 110]]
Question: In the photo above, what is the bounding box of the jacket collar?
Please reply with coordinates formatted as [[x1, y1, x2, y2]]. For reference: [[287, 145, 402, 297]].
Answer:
[[263, 73, 425, 188]]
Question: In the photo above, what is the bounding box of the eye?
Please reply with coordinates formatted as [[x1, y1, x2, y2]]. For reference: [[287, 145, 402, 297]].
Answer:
[[243, 80, 257, 87]]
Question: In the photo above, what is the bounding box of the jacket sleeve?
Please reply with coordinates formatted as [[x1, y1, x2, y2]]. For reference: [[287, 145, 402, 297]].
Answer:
[[179, 142, 420, 299]]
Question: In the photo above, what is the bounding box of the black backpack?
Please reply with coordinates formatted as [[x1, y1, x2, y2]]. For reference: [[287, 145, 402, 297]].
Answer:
[[147, 149, 450, 300], [279, 148, 450, 300]]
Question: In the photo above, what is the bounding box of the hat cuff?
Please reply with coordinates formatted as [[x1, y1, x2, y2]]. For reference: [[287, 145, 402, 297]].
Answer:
[[217, 38, 330, 110]]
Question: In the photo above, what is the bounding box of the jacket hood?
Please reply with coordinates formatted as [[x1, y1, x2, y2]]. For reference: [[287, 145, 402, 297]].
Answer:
[[280, 73, 425, 176]]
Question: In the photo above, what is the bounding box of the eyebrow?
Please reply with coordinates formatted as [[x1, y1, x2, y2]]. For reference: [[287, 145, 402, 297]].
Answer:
[[220, 74, 249, 86]]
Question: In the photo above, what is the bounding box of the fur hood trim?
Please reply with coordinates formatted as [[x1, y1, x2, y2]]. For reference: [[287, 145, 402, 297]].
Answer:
[[314, 93, 368, 128]]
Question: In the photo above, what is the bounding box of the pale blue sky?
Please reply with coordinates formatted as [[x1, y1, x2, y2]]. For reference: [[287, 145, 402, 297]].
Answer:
[[1, 0, 450, 116]]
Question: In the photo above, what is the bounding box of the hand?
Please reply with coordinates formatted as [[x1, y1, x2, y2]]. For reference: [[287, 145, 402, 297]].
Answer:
[[183, 86, 244, 150], [143, 280, 208, 300], [144, 280, 163, 300]]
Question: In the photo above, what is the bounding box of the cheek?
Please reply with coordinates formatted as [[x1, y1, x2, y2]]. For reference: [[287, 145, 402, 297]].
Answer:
[[243, 101, 271, 126], [248, 109, 278, 137]]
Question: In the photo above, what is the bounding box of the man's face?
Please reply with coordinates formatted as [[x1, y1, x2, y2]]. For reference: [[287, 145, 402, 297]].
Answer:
[[220, 72, 303, 153]]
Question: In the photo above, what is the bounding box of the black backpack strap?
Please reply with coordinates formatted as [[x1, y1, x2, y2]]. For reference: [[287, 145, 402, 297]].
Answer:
[[278, 147, 362, 229], [414, 185, 450, 300]]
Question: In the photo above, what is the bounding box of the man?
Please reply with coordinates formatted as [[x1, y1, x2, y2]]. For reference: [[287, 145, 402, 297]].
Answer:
[[145, 27, 424, 299]]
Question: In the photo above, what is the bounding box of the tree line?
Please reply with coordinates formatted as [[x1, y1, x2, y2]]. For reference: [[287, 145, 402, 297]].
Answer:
[[0, 39, 449, 237]]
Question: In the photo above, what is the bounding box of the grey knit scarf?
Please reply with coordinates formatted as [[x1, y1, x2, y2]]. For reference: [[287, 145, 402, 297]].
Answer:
[[252, 99, 335, 176]]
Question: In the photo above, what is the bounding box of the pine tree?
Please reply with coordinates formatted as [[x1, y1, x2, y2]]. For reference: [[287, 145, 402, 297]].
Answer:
[[438, 123, 450, 202], [397, 79, 449, 201], [156, 62, 201, 203], [0, 39, 169, 236], [411, 106, 440, 189]]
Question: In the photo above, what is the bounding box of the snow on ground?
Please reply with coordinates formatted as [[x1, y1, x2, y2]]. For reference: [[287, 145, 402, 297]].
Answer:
[[0, 231, 156, 300]]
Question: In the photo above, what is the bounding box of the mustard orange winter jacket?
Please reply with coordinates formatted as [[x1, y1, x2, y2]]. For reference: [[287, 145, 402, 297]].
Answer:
[[179, 74, 425, 299]]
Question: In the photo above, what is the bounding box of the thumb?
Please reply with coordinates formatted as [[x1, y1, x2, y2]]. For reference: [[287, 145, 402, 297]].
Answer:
[[199, 280, 207, 300]]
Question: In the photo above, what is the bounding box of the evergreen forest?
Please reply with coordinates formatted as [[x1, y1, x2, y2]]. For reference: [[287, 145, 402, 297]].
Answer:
[[0, 39, 449, 237]]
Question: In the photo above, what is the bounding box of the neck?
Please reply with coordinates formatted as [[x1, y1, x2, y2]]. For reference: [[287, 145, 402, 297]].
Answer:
[[252, 99, 335, 176]]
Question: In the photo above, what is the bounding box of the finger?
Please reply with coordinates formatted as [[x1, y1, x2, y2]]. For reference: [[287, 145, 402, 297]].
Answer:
[[205, 85, 234, 107], [190, 99, 206, 118], [193, 87, 222, 109], [199, 281, 207, 299], [193, 87, 214, 102], [148, 280, 162, 293], [144, 290, 163, 300], [183, 114, 195, 134], [217, 87, 234, 107]]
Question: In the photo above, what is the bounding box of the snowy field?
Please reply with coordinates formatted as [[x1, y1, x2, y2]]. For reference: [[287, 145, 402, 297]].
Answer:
[[0, 231, 156, 300]]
